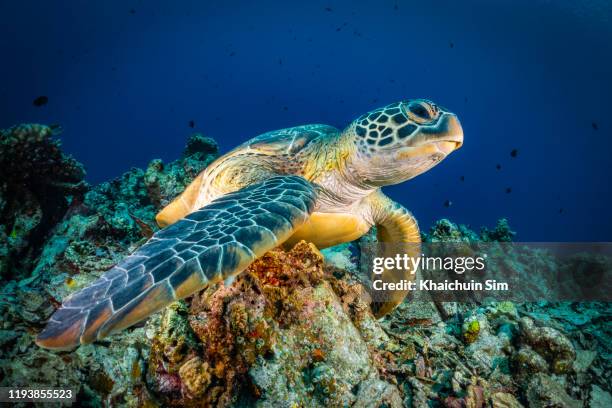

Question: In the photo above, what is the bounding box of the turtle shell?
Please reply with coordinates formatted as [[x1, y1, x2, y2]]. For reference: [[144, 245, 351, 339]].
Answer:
[[235, 124, 339, 157]]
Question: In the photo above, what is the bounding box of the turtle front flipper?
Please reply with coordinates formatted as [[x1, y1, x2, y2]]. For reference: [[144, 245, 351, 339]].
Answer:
[[36, 176, 316, 350], [366, 191, 421, 318]]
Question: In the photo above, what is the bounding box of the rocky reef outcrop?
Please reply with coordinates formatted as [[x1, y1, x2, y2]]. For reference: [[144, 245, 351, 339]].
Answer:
[[0, 124, 87, 281], [146, 242, 402, 407], [0, 124, 610, 407]]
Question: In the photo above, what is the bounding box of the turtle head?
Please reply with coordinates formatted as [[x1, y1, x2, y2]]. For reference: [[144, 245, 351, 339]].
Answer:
[[347, 99, 463, 186]]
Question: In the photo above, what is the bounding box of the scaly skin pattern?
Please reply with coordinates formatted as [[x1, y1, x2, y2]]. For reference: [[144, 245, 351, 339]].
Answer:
[[197, 125, 353, 208], [37, 99, 463, 349]]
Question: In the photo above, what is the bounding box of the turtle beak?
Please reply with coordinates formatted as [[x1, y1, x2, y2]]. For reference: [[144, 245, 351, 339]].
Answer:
[[444, 114, 464, 150], [421, 112, 464, 150], [397, 113, 464, 160]]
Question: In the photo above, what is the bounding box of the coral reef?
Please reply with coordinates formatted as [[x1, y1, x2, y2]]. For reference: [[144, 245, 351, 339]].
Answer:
[[0, 126, 217, 405], [0, 124, 87, 280], [147, 242, 401, 407], [0, 123, 610, 407]]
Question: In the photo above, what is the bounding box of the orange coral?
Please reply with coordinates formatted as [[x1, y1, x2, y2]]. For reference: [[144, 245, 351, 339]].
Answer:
[[312, 348, 326, 362]]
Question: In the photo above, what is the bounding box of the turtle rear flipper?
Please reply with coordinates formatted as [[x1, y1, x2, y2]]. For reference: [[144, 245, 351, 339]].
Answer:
[[36, 176, 316, 350]]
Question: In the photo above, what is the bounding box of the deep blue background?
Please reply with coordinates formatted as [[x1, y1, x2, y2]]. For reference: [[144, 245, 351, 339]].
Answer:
[[1, 0, 611, 241]]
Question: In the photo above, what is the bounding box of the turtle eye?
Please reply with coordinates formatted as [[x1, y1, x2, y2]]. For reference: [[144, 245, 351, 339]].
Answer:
[[404, 101, 437, 124]]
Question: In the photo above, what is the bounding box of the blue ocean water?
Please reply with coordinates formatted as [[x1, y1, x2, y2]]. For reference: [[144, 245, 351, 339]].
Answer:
[[1, 0, 610, 241]]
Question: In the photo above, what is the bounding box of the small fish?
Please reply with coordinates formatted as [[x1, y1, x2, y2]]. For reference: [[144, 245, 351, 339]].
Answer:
[[496, 164, 502, 170], [444, 200, 452, 208], [283, 106, 288, 111], [592, 122, 598, 131], [559, 208, 564, 214], [229, 51, 236, 56], [129, 8, 136, 15], [324, 7, 332, 12], [188, 120, 195, 128], [460, 176, 465, 182], [505, 187, 512, 194], [33, 95, 48, 107], [449, 41, 454, 48], [510, 149, 518, 158]]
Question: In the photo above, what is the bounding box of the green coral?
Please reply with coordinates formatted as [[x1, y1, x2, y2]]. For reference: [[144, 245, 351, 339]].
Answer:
[[151, 301, 200, 366], [424, 218, 516, 243], [464, 319, 481, 344], [480, 218, 516, 242]]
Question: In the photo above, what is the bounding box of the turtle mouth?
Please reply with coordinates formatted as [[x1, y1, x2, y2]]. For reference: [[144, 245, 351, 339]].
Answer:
[[396, 138, 462, 160], [433, 139, 462, 154]]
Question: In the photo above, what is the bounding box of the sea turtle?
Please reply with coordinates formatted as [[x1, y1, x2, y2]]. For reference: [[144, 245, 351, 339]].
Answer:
[[37, 99, 463, 349]]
